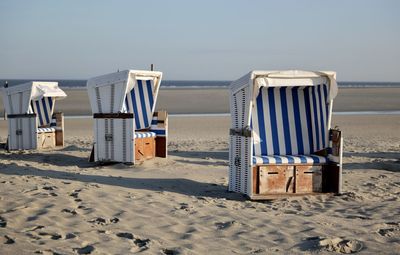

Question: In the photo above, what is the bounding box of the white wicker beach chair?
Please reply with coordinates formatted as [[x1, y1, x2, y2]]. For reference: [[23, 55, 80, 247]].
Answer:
[[1, 82, 67, 150], [87, 70, 167, 163], [229, 70, 343, 199]]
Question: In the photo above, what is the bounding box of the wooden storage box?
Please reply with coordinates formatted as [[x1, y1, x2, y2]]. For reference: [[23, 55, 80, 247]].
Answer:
[[295, 165, 322, 193], [135, 137, 156, 162], [37, 132, 56, 149], [255, 165, 323, 195]]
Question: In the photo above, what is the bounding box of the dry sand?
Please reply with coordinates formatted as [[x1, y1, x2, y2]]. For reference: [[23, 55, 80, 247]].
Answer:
[[0, 87, 399, 254], [0, 114, 399, 254]]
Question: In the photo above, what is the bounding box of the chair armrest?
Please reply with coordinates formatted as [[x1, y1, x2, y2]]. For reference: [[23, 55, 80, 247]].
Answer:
[[329, 128, 342, 157], [150, 110, 168, 136]]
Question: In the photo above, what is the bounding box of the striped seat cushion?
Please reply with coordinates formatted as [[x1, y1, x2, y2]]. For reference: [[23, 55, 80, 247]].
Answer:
[[134, 131, 156, 139], [253, 155, 327, 165], [30, 97, 55, 127], [37, 127, 56, 133], [124, 79, 155, 130], [252, 84, 329, 156]]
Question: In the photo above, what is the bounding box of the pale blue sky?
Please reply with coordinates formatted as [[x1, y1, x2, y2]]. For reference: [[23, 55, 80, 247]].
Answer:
[[0, 0, 399, 81]]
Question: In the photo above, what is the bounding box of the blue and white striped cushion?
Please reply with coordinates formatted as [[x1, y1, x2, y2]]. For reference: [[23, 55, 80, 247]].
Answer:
[[31, 97, 54, 127], [134, 131, 156, 139], [37, 127, 56, 133], [124, 79, 155, 130], [253, 155, 327, 165], [252, 84, 329, 156]]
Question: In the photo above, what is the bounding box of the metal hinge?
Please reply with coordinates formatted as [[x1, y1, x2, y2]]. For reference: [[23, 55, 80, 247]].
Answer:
[[234, 156, 241, 166], [230, 126, 252, 137], [105, 134, 113, 141]]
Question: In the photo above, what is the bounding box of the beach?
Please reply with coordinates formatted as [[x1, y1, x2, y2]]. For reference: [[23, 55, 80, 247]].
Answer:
[[1, 87, 400, 116], [0, 87, 399, 254]]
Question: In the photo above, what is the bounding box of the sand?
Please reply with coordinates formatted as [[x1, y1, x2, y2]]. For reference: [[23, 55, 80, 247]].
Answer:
[[0, 87, 399, 254]]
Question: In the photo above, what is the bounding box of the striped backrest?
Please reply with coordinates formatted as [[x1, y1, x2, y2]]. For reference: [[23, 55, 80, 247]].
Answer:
[[30, 97, 55, 127], [124, 79, 155, 130], [252, 84, 329, 156]]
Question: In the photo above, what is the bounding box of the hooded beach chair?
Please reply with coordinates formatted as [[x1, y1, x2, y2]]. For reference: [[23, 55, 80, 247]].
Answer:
[[229, 70, 343, 199], [1, 82, 67, 150], [87, 70, 167, 163]]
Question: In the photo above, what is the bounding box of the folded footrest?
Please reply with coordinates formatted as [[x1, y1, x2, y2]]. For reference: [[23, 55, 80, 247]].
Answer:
[[37, 127, 56, 133], [134, 131, 156, 139], [253, 155, 327, 165]]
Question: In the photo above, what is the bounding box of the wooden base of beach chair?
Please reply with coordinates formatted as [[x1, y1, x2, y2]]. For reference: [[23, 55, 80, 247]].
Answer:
[[252, 163, 340, 198], [155, 137, 167, 158], [135, 137, 156, 162], [53, 112, 64, 147], [37, 132, 56, 149]]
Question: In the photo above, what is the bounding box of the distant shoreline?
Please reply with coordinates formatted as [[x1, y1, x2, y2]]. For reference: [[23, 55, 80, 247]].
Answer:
[[0, 86, 399, 117], [1, 79, 400, 89]]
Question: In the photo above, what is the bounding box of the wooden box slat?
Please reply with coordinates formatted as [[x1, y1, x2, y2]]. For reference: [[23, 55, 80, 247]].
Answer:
[[295, 165, 322, 193], [135, 137, 155, 162], [259, 165, 288, 194], [37, 132, 56, 149]]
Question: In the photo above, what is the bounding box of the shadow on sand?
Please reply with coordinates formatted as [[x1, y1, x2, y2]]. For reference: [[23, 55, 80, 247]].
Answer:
[[0, 151, 92, 168], [343, 151, 400, 172], [169, 150, 229, 161], [0, 162, 245, 201]]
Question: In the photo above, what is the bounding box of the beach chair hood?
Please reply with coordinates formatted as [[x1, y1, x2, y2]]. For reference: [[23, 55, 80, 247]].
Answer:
[[2, 82, 66, 121], [230, 70, 337, 130], [87, 70, 162, 130]]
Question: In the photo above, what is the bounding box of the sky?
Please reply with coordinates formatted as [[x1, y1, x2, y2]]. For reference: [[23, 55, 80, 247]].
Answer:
[[0, 0, 399, 81]]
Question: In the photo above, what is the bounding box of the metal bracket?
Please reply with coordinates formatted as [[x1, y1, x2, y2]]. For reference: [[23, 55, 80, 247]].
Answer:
[[230, 126, 252, 137], [105, 134, 113, 141], [234, 156, 241, 166], [16, 129, 22, 135]]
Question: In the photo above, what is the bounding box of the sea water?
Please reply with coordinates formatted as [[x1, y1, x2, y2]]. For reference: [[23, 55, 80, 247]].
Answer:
[[1, 79, 400, 89]]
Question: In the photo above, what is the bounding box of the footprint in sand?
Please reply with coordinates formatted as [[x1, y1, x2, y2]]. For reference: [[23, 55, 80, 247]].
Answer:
[[69, 189, 83, 199], [65, 233, 78, 239], [0, 216, 7, 228], [116, 232, 151, 252], [174, 203, 197, 214], [88, 217, 119, 225], [318, 237, 363, 254], [116, 232, 134, 239], [73, 245, 95, 254], [88, 217, 107, 225], [377, 222, 400, 237], [300, 236, 363, 254], [61, 208, 78, 215], [162, 248, 180, 255], [37, 232, 63, 240], [42, 185, 57, 191], [215, 220, 237, 230], [131, 237, 151, 252], [177, 203, 191, 211], [2, 235, 15, 244], [24, 225, 45, 232], [70, 192, 79, 198], [34, 249, 63, 255]]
